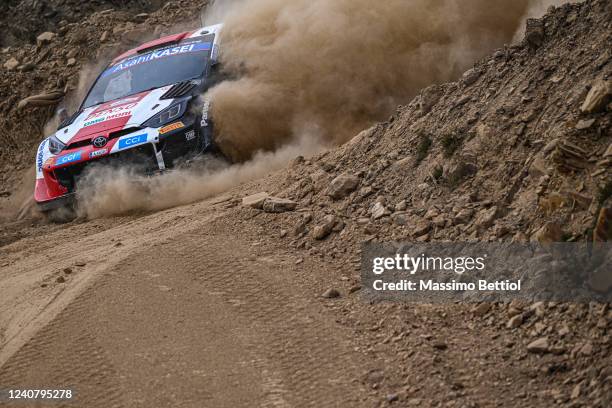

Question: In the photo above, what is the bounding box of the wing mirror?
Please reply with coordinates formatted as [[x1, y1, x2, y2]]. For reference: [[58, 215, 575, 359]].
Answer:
[[57, 108, 69, 123]]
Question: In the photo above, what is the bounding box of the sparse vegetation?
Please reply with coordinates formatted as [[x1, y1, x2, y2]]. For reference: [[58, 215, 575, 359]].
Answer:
[[441, 133, 463, 157], [415, 133, 432, 165]]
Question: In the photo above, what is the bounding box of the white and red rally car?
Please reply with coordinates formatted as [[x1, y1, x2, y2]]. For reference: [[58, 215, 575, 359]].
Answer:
[[34, 24, 224, 211]]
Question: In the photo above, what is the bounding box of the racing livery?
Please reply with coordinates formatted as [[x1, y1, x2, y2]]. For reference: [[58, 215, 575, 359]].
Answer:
[[34, 24, 224, 211]]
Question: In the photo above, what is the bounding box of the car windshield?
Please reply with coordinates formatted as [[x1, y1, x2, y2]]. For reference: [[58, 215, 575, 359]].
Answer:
[[82, 37, 212, 108]]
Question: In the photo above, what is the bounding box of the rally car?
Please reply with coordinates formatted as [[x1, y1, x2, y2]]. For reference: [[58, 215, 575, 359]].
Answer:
[[34, 24, 225, 211]]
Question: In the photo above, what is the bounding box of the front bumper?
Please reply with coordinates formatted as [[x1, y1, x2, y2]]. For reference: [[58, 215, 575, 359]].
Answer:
[[34, 117, 207, 208]]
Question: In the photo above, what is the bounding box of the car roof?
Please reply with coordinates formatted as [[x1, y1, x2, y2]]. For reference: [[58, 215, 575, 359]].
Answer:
[[111, 23, 223, 65]]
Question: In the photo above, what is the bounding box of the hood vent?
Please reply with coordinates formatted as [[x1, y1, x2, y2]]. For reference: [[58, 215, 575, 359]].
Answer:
[[160, 81, 196, 100]]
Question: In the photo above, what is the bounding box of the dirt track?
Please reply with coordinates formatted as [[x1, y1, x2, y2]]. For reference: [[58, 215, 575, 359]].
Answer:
[[0, 191, 381, 407], [2, 178, 609, 407]]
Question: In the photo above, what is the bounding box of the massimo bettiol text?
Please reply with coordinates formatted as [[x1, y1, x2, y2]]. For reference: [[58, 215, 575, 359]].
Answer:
[[360, 243, 612, 303]]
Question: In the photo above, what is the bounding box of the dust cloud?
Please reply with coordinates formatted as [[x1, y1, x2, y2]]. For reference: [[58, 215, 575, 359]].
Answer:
[[69, 0, 571, 218], [206, 0, 564, 162], [76, 135, 322, 218]]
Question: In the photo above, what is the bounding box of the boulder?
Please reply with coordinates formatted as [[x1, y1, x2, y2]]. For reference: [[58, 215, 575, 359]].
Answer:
[[242, 192, 269, 209], [36, 31, 56, 46], [327, 173, 360, 200], [262, 197, 297, 213], [580, 79, 611, 114], [474, 206, 499, 230], [531, 222, 564, 244], [313, 215, 337, 240], [527, 337, 549, 353], [3, 57, 19, 70], [462, 68, 482, 86], [371, 202, 390, 220]]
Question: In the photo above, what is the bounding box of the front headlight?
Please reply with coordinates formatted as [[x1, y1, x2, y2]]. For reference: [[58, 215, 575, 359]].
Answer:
[[142, 99, 189, 128], [48, 135, 66, 154]]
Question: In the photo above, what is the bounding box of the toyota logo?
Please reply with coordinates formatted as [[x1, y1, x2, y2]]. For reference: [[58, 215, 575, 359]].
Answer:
[[92, 136, 108, 148]]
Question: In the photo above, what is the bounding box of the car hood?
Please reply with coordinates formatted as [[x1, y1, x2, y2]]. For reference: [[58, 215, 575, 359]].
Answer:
[[54, 86, 176, 146]]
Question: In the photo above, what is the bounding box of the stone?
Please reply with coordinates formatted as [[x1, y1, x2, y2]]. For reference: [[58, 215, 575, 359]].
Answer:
[[371, 202, 390, 220], [36, 31, 56, 46], [579, 342, 594, 356], [395, 200, 407, 212], [462, 68, 482, 86], [419, 84, 442, 114], [313, 215, 337, 240], [472, 303, 491, 317], [322, 288, 340, 299], [454, 208, 474, 225], [327, 173, 360, 199], [475, 206, 498, 230], [580, 80, 611, 114], [575, 118, 596, 130], [262, 197, 297, 213], [100, 30, 109, 42], [413, 220, 431, 237], [19, 63, 35, 72], [570, 384, 581, 400], [529, 155, 549, 178], [532, 222, 564, 244], [527, 337, 549, 354], [507, 314, 524, 329], [134, 13, 149, 22], [386, 394, 399, 403], [66, 58, 77, 67], [56, 276, 66, 284], [242, 192, 269, 209], [3, 57, 19, 70]]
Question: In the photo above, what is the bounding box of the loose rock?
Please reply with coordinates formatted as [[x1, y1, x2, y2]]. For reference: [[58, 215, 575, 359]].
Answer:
[[327, 173, 360, 200]]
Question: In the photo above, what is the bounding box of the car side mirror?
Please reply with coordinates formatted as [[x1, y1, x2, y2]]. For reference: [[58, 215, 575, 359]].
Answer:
[[58, 108, 69, 123]]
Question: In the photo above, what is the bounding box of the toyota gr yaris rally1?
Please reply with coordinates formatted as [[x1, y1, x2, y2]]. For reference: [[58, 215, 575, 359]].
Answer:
[[34, 24, 225, 212]]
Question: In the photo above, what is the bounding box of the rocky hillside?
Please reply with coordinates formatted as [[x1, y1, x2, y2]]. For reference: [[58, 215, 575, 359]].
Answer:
[[231, 1, 611, 404], [265, 0, 610, 248], [0, 0, 165, 47], [0, 0, 208, 196]]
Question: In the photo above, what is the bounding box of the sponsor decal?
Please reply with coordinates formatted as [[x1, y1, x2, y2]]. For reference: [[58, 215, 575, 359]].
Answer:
[[200, 97, 211, 127], [87, 103, 137, 120], [118, 133, 148, 150], [83, 117, 106, 127], [103, 42, 212, 78], [185, 130, 196, 141], [55, 151, 82, 166], [92, 136, 108, 148], [159, 121, 185, 135], [89, 149, 108, 158], [37, 139, 48, 172]]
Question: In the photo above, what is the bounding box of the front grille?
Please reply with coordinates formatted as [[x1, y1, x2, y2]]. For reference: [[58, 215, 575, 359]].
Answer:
[[65, 127, 142, 150], [66, 140, 91, 150], [54, 143, 158, 192], [109, 127, 142, 140], [161, 81, 195, 100]]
